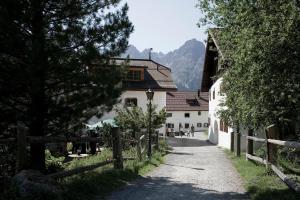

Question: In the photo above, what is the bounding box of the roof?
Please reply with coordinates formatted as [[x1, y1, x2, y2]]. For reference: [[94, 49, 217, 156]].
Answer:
[[112, 58, 177, 91], [201, 28, 229, 92], [166, 91, 209, 111]]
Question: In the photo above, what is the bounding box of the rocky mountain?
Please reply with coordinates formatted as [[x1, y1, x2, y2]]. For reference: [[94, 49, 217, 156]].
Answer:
[[122, 39, 206, 91]]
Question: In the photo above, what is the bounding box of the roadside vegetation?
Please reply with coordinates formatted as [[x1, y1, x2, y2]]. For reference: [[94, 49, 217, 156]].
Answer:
[[61, 139, 168, 200], [225, 150, 300, 200]]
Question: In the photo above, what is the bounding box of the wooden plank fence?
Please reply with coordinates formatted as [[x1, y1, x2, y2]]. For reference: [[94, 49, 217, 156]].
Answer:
[[245, 124, 300, 192], [0, 126, 163, 179]]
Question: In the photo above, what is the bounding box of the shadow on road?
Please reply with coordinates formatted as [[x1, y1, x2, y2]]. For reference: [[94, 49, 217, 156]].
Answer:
[[109, 176, 248, 200], [163, 163, 205, 171], [167, 137, 215, 148]]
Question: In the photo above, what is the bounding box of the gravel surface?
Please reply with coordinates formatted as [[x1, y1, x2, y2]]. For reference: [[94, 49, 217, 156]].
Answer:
[[107, 132, 249, 200]]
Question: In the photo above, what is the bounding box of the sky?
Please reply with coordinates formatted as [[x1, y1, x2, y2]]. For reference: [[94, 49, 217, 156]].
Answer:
[[122, 0, 207, 53]]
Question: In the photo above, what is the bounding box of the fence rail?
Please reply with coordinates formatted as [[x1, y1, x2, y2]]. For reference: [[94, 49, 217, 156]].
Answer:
[[246, 125, 300, 192]]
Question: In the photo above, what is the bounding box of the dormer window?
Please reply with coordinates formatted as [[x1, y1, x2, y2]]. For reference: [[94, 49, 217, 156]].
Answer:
[[127, 68, 144, 81]]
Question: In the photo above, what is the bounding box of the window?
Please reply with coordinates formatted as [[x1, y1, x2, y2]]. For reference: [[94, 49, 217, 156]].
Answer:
[[185, 123, 189, 129], [166, 113, 172, 117], [198, 111, 201, 116], [197, 123, 202, 127], [204, 123, 209, 127], [124, 98, 137, 107], [209, 92, 211, 101], [127, 70, 142, 81], [167, 123, 174, 128], [219, 83, 225, 96], [208, 117, 211, 126], [184, 113, 190, 118], [220, 119, 228, 133], [213, 89, 215, 99]]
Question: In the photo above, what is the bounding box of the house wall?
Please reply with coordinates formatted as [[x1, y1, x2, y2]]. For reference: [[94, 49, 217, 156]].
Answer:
[[99, 90, 167, 134], [208, 78, 265, 150], [166, 111, 209, 132]]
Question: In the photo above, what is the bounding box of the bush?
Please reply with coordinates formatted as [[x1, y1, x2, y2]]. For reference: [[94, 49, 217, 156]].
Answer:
[[45, 150, 64, 174]]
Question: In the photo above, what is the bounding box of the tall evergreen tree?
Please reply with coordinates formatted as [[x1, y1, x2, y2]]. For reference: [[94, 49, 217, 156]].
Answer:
[[197, 0, 300, 136], [0, 0, 133, 169]]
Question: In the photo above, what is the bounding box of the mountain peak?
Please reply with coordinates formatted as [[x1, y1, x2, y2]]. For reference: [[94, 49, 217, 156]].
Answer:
[[122, 40, 206, 91]]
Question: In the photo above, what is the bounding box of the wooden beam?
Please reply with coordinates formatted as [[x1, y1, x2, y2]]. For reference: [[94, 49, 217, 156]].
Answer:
[[247, 136, 266, 142], [246, 154, 267, 165], [48, 159, 114, 179], [27, 136, 102, 143], [267, 139, 300, 150], [270, 164, 300, 192]]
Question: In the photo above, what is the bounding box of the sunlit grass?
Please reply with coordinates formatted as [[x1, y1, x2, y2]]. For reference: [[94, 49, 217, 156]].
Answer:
[[224, 150, 300, 200]]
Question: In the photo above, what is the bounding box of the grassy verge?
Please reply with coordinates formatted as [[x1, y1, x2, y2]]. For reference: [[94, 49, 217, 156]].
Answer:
[[224, 150, 300, 200], [62, 140, 168, 200]]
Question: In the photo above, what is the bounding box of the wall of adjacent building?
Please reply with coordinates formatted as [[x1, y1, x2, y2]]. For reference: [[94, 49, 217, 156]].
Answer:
[[96, 90, 167, 134], [208, 78, 266, 150], [166, 110, 209, 133]]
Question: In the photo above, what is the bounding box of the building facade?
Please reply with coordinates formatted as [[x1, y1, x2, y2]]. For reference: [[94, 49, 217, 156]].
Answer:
[[165, 91, 209, 134], [92, 58, 177, 134]]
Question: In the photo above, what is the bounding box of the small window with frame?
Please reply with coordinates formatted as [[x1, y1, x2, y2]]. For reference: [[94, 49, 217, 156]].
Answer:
[[185, 123, 189, 129], [197, 123, 202, 127], [198, 111, 201, 116], [124, 98, 137, 107], [184, 113, 190, 118]]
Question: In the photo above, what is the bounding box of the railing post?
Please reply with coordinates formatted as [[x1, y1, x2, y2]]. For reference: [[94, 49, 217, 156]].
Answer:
[[136, 133, 142, 162], [112, 127, 123, 169], [230, 131, 234, 152], [266, 125, 280, 166], [155, 130, 159, 150], [16, 125, 27, 172], [236, 132, 241, 157], [246, 129, 254, 161]]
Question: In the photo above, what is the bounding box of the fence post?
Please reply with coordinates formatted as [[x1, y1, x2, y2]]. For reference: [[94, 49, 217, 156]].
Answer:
[[112, 127, 123, 169], [246, 129, 254, 161], [155, 131, 159, 150], [136, 133, 142, 162], [236, 132, 241, 157], [266, 125, 280, 166], [16, 125, 27, 172], [230, 131, 234, 152]]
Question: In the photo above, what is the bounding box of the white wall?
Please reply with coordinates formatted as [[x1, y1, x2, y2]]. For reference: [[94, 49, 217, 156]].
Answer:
[[98, 90, 167, 134], [166, 111, 209, 132], [208, 78, 234, 149], [208, 78, 263, 150]]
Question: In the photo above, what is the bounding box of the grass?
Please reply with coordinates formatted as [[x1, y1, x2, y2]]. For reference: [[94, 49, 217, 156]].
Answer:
[[61, 140, 168, 200], [224, 150, 300, 200]]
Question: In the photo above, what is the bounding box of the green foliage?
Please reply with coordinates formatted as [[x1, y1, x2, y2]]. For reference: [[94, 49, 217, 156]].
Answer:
[[115, 104, 167, 137], [115, 105, 145, 138], [146, 103, 167, 130], [62, 144, 168, 200], [45, 150, 65, 174], [197, 0, 300, 135]]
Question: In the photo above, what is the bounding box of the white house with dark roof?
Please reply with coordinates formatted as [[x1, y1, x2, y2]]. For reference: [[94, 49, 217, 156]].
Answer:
[[165, 91, 209, 134], [94, 58, 177, 135]]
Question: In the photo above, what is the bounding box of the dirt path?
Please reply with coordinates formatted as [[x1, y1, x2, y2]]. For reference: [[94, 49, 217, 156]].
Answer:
[[107, 132, 249, 200]]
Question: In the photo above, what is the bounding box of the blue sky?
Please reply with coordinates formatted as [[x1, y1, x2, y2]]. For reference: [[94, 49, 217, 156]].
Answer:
[[122, 0, 207, 53]]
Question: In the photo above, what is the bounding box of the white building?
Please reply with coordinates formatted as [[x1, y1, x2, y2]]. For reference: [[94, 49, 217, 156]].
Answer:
[[93, 58, 177, 134], [201, 29, 249, 149], [165, 91, 209, 135]]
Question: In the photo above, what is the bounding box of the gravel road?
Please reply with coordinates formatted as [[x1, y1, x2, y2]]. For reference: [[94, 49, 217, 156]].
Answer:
[[107, 132, 249, 200]]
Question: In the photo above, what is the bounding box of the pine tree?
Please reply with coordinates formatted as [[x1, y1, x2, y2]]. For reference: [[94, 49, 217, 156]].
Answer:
[[0, 0, 133, 170]]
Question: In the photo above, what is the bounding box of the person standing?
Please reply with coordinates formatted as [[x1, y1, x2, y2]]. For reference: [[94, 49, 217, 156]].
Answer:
[[191, 124, 195, 137]]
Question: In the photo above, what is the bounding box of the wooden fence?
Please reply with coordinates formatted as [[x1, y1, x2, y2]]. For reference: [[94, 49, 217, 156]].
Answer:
[[0, 126, 161, 179], [245, 125, 300, 192]]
